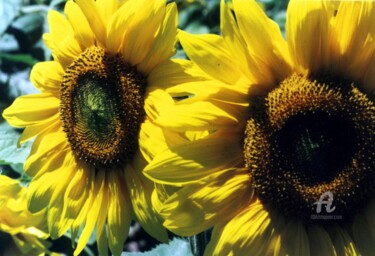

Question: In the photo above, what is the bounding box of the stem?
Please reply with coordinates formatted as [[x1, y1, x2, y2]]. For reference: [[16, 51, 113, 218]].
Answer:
[[189, 231, 210, 256]]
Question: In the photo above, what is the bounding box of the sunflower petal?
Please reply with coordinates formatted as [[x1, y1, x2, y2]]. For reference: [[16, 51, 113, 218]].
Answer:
[[139, 119, 188, 163], [75, 0, 106, 46], [280, 221, 310, 255], [286, 0, 331, 75], [307, 225, 336, 255], [95, 172, 109, 256], [18, 114, 60, 146], [144, 131, 242, 185], [107, 171, 132, 256], [154, 100, 243, 131], [352, 212, 375, 255], [125, 165, 168, 242], [3, 93, 59, 128], [24, 128, 68, 178], [44, 10, 81, 67], [138, 2, 178, 74], [148, 59, 210, 90], [64, 0, 95, 49], [329, 225, 360, 256], [179, 31, 241, 85], [74, 171, 105, 256], [220, 0, 259, 83], [333, 1, 375, 81], [232, 0, 292, 83], [30, 61, 63, 95], [161, 168, 251, 236], [205, 200, 276, 255], [120, 0, 166, 65]]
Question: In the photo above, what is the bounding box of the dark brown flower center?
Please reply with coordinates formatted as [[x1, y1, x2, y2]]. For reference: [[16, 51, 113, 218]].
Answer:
[[244, 74, 375, 222], [60, 47, 146, 168]]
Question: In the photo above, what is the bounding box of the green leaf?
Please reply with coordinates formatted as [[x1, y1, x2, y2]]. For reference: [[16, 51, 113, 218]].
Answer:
[[0, 52, 38, 65], [0, 0, 23, 35], [122, 238, 193, 256], [11, 12, 44, 35], [0, 122, 32, 166], [184, 21, 210, 35]]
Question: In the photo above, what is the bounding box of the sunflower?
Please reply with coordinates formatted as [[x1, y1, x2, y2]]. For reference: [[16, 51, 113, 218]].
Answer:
[[144, 0, 375, 255], [0, 175, 52, 256], [1, 0, 206, 255]]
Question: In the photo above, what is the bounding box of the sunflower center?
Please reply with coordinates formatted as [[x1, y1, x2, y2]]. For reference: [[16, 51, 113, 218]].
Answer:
[[60, 47, 146, 168], [244, 74, 375, 222], [273, 111, 356, 184]]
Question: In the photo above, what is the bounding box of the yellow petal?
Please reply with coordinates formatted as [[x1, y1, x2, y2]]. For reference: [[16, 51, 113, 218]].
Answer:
[[125, 166, 168, 242], [75, 0, 106, 46], [148, 59, 210, 90], [332, 1, 375, 81], [232, 0, 292, 84], [30, 61, 63, 96], [144, 131, 242, 185], [24, 128, 68, 178], [121, 0, 166, 65], [62, 166, 89, 220], [105, 0, 137, 54], [138, 2, 178, 74], [74, 171, 105, 256], [96, 0, 119, 28], [70, 170, 95, 247], [48, 195, 73, 239], [3, 93, 59, 127], [205, 200, 274, 255], [107, 171, 132, 256], [286, 0, 331, 75], [139, 119, 188, 163], [179, 31, 241, 85], [95, 172, 109, 256], [220, 0, 258, 83], [280, 221, 310, 255], [44, 10, 81, 67], [161, 168, 251, 236], [64, 0, 95, 49], [27, 167, 63, 213], [144, 89, 175, 122], [18, 113, 60, 146], [154, 100, 244, 131], [307, 225, 336, 255], [329, 224, 360, 256]]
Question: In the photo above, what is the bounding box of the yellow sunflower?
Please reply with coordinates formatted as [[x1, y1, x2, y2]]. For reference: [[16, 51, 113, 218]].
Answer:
[[0, 175, 51, 256], [2, 0, 206, 255], [145, 0, 375, 255]]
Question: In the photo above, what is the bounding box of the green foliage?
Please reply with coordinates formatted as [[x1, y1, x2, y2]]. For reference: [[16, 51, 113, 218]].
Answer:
[[0, 0, 24, 35], [0, 122, 31, 166]]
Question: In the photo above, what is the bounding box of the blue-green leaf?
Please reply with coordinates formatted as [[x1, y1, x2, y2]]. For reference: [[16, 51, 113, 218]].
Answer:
[[122, 238, 193, 256], [0, 0, 23, 35], [0, 122, 32, 166]]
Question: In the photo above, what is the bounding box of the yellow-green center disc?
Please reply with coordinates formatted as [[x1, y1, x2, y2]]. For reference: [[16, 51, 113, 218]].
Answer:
[[60, 47, 146, 168]]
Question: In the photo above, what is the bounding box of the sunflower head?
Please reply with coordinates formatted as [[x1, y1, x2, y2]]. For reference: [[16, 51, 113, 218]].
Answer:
[[244, 73, 375, 222], [145, 0, 375, 255], [2, 0, 183, 255]]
